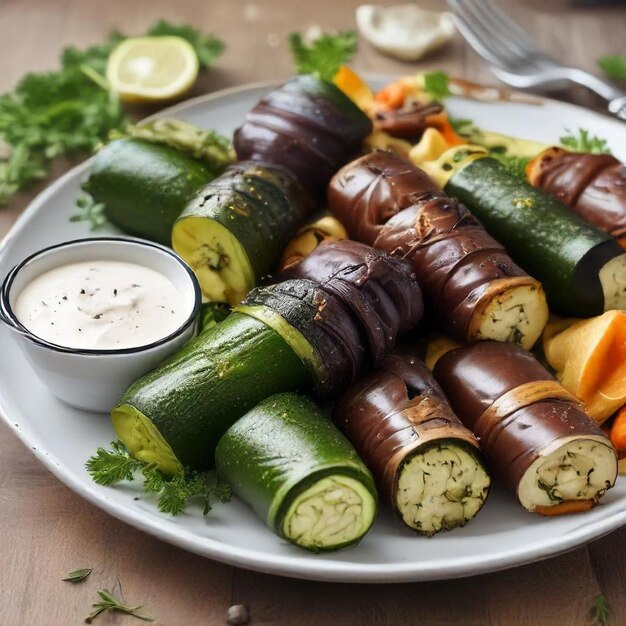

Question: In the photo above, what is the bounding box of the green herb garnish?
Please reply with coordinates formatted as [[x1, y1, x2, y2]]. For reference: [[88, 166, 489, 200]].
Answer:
[[86, 441, 231, 516], [70, 193, 106, 230], [449, 117, 476, 136], [598, 54, 626, 82], [147, 20, 224, 68], [86, 589, 154, 623], [288, 31, 358, 81], [423, 70, 452, 101], [591, 593, 611, 626], [63, 568, 93, 583], [560, 128, 611, 154], [0, 21, 224, 206], [491, 153, 531, 178]]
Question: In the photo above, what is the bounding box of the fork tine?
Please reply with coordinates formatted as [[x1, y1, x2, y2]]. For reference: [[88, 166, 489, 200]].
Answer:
[[448, 0, 518, 69], [469, 0, 550, 61], [456, 0, 527, 68]]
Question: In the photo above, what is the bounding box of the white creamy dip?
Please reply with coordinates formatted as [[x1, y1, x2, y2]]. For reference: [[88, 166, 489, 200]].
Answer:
[[14, 260, 189, 350]]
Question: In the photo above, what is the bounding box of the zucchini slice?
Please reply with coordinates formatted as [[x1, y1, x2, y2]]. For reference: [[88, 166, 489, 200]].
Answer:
[[172, 162, 311, 305], [112, 312, 313, 472], [83, 138, 217, 245], [215, 392, 377, 551], [445, 156, 626, 316]]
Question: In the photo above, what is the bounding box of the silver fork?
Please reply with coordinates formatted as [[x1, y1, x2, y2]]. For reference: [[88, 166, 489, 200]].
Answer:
[[448, 0, 626, 120]]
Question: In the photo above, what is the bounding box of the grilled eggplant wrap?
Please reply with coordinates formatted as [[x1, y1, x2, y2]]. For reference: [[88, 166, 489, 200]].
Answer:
[[172, 161, 311, 305], [113, 241, 422, 472], [83, 138, 218, 246], [328, 151, 548, 348], [439, 152, 626, 316], [215, 393, 377, 552], [334, 351, 490, 535], [432, 341, 618, 515], [527, 148, 626, 248], [233, 75, 373, 199], [279, 240, 424, 366]]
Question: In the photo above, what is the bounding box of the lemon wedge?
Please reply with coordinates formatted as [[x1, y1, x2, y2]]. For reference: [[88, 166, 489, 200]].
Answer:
[[106, 36, 199, 103]]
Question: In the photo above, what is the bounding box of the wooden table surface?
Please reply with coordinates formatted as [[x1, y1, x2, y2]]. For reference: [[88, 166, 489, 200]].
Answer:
[[1, 1, 625, 624]]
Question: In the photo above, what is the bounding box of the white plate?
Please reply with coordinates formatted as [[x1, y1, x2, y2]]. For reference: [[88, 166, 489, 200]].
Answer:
[[1, 80, 625, 583]]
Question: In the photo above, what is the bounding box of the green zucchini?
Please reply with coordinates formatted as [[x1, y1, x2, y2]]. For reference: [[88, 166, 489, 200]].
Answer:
[[215, 392, 377, 552], [172, 162, 311, 305], [112, 312, 313, 472], [198, 302, 230, 335], [445, 156, 626, 316], [83, 138, 216, 245]]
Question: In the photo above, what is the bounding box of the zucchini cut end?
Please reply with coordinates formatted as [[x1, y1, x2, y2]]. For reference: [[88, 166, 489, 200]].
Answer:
[[281, 474, 377, 551], [112, 403, 183, 477], [172, 216, 255, 306], [518, 436, 618, 513], [235, 304, 327, 384], [395, 442, 490, 536], [472, 283, 549, 350], [600, 253, 626, 312]]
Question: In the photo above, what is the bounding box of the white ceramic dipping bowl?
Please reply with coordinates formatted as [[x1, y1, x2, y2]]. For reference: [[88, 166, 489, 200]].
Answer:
[[0, 237, 201, 413]]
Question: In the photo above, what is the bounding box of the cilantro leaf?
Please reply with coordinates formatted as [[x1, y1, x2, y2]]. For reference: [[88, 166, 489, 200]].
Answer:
[[598, 54, 626, 82], [288, 31, 358, 81], [423, 70, 452, 101], [147, 20, 224, 68], [560, 128, 611, 154]]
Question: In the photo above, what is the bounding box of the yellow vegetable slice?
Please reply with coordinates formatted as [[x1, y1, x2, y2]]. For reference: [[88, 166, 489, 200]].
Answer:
[[543, 311, 626, 423], [106, 36, 199, 103]]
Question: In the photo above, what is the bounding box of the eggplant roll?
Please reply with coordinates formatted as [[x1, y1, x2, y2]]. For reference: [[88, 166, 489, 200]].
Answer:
[[433, 341, 618, 515], [240, 240, 424, 394], [527, 148, 626, 247], [334, 352, 490, 535], [115, 241, 422, 472], [215, 393, 377, 552], [328, 151, 548, 348], [234, 75, 373, 199], [279, 239, 424, 366], [172, 161, 311, 305]]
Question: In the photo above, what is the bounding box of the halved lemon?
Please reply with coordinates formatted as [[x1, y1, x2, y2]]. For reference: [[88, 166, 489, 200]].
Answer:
[[106, 36, 199, 103]]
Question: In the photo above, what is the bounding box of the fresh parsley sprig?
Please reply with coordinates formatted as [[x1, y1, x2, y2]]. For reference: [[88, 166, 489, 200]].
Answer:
[[490, 152, 530, 178], [288, 31, 358, 81], [0, 21, 224, 206], [86, 589, 154, 623], [598, 54, 626, 82], [86, 441, 231, 516], [148, 21, 224, 68], [560, 128, 611, 154], [423, 70, 452, 101]]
